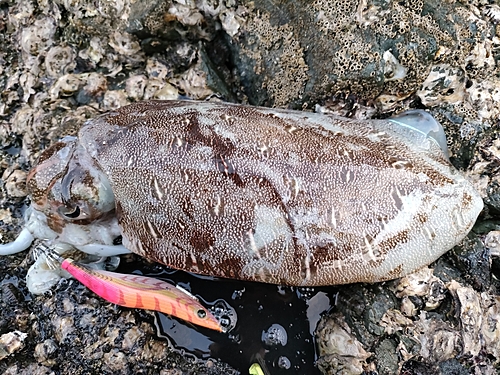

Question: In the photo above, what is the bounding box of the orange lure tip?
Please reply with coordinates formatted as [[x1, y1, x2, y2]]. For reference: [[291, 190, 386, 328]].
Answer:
[[61, 259, 223, 332]]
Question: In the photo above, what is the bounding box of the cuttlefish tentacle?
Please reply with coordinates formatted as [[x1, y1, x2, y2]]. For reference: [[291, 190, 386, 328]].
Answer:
[[0, 228, 34, 255], [0, 231, 131, 256]]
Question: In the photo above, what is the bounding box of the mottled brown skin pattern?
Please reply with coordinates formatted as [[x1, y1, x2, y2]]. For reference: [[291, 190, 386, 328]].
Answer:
[[75, 100, 481, 286], [27, 140, 110, 233], [27, 142, 70, 215]]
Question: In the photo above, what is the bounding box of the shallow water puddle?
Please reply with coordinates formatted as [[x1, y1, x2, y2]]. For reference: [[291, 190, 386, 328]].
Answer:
[[133, 266, 336, 374]]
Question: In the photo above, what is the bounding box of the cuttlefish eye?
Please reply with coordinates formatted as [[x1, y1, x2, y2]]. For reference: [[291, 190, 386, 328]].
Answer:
[[26, 139, 77, 212], [57, 204, 81, 219], [54, 152, 115, 222], [389, 109, 449, 158]]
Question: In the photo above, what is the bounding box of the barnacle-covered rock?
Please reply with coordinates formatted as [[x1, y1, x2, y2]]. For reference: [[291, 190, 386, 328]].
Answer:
[[221, 0, 495, 108], [390, 267, 447, 310], [315, 314, 371, 375], [416, 64, 466, 107], [2, 169, 28, 199], [448, 281, 482, 356], [485, 231, 500, 256], [45, 46, 76, 78], [469, 126, 500, 213], [33, 339, 58, 367], [0, 331, 27, 361], [20, 17, 57, 57]]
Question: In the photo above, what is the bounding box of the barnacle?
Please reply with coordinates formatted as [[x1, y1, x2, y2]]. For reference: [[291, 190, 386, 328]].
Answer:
[[467, 77, 500, 121], [45, 46, 76, 78], [417, 64, 466, 107], [483, 4, 500, 24], [237, 12, 308, 106], [20, 17, 56, 56], [383, 51, 408, 82]]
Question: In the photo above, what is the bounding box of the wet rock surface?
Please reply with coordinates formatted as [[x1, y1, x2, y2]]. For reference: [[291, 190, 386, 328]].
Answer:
[[0, 0, 499, 374]]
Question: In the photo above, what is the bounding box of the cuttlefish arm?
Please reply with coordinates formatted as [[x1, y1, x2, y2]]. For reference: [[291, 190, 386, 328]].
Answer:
[[41, 245, 223, 332], [0, 228, 34, 255], [0, 230, 129, 256]]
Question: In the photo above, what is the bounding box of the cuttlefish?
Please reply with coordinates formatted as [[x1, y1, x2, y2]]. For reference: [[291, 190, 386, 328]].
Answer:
[[0, 101, 483, 329]]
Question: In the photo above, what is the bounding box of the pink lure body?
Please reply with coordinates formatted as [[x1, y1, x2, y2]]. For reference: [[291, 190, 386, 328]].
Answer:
[[61, 258, 222, 332]]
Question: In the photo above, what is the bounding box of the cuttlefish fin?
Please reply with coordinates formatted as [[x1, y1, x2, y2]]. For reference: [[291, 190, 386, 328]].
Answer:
[[40, 246, 222, 332]]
